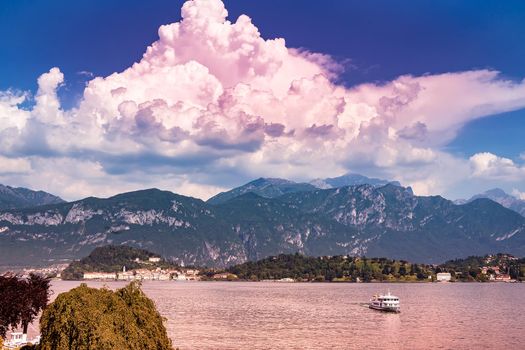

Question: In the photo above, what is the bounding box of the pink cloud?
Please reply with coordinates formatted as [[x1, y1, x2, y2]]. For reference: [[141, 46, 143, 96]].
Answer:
[[0, 0, 525, 200]]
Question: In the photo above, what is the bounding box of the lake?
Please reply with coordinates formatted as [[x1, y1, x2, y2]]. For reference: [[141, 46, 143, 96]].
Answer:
[[45, 281, 523, 350]]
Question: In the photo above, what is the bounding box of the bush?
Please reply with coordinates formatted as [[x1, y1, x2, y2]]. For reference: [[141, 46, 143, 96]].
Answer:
[[38, 282, 172, 350]]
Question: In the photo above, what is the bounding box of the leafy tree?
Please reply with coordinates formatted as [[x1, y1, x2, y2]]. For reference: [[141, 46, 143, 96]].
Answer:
[[20, 274, 51, 335], [0, 274, 20, 339], [0, 273, 50, 340], [39, 282, 172, 350]]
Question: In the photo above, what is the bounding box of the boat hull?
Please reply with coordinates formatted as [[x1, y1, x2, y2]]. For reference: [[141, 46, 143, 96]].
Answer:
[[369, 305, 400, 313]]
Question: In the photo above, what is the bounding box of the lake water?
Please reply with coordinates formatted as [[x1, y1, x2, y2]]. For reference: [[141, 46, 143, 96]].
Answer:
[[44, 281, 523, 350]]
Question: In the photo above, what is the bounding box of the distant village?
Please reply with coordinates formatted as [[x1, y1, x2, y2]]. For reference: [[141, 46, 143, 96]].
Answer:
[[429, 254, 519, 283], [479, 254, 518, 282], [13, 253, 522, 283], [80, 257, 202, 281]]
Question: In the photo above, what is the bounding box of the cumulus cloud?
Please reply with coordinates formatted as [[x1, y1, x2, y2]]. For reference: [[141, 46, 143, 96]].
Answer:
[[1, 0, 525, 200], [469, 152, 525, 180]]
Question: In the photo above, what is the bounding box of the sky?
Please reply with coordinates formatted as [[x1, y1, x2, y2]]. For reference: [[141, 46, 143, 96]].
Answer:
[[0, 0, 524, 201]]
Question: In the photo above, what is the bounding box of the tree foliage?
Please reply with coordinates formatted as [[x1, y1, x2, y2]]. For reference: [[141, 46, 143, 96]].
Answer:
[[38, 282, 172, 350], [0, 273, 51, 339], [227, 253, 435, 282], [227, 253, 525, 282]]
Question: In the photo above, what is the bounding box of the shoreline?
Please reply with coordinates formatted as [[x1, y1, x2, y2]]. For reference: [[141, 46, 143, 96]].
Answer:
[[57, 278, 522, 284]]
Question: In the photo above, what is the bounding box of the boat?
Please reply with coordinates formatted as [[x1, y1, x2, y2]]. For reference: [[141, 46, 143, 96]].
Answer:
[[369, 291, 400, 313]]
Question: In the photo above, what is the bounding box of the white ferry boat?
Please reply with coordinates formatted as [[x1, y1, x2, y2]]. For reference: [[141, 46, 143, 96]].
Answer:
[[369, 292, 400, 313]]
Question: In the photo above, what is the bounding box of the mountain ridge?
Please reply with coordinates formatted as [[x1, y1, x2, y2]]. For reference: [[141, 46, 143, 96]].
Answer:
[[0, 184, 65, 210], [1, 183, 524, 267], [455, 188, 525, 217], [207, 173, 400, 205]]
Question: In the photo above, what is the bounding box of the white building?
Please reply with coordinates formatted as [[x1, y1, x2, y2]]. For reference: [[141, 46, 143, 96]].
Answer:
[[83, 272, 117, 280], [117, 271, 137, 281], [436, 272, 452, 282], [148, 257, 161, 263], [175, 273, 188, 281]]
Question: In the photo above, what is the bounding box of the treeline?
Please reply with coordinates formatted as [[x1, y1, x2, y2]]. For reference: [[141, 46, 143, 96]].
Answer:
[[227, 254, 436, 282], [226, 253, 525, 282], [62, 245, 177, 280]]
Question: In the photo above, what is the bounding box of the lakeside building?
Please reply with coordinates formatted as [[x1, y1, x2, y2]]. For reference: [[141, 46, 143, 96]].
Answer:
[[79, 267, 200, 281], [436, 272, 452, 282], [185, 269, 200, 280], [277, 277, 295, 282], [117, 271, 136, 281], [212, 272, 238, 280], [482, 266, 501, 275], [494, 274, 512, 282], [83, 272, 117, 280]]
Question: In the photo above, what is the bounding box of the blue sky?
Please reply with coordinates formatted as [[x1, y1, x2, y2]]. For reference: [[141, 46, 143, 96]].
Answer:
[[0, 0, 524, 200]]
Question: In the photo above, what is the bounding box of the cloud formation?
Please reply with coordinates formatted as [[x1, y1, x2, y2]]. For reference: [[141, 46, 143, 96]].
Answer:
[[470, 152, 525, 180], [1, 0, 525, 200]]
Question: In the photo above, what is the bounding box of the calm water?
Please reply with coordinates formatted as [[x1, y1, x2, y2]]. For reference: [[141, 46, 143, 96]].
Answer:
[[45, 281, 523, 350]]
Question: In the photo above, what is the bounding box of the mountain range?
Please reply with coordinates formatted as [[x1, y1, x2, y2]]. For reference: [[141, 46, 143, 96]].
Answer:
[[208, 173, 401, 204], [458, 188, 525, 217], [0, 184, 64, 210], [310, 173, 401, 189], [1, 177, 524, 268]]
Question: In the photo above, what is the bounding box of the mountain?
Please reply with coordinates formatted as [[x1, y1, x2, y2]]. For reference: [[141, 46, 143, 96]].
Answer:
[[207, 178, 317, 205], [310, 173, 401, 189], [1, 185, 524, 267], [278, 184, 525, 263], [208, 173, 400, 205], [465, 188, 525, 217], [0, 184, 65, 210], [0, 189, 247, 268]]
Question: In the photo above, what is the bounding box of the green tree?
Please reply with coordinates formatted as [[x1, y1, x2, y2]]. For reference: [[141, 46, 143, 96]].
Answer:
[[39, 282, 172, 350], [0, 273, 50, 340]]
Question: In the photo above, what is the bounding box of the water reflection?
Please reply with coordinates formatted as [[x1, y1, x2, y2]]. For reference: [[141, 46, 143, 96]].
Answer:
[[47, 281, 523, 350]]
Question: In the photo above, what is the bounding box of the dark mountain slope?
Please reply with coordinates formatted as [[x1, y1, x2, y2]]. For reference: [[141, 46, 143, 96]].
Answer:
[[0, 184, 64, 210], [1, 185, 524, 267], [207, 178, 317, 205]]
